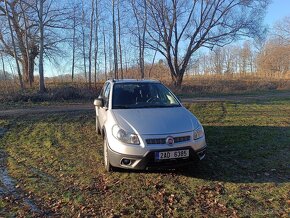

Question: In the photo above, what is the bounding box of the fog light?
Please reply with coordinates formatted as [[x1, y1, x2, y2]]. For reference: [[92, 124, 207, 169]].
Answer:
[[121, 159, 131, 165]]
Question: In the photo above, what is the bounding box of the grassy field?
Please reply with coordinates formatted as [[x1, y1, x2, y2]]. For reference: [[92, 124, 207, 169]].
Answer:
[[0, 98, 289, 216], [1, 76, 290, 110]]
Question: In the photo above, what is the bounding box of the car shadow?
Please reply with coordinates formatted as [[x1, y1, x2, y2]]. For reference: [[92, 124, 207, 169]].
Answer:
[[177, 125, 290, 183]]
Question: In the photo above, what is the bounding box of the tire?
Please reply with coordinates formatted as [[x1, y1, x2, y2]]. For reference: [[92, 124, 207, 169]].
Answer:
[[104, 136, 114, 172], [96, 117, 101, 135]]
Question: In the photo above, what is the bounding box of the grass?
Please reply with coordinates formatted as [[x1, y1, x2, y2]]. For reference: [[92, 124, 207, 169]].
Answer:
[[1, 76, 290, 110], [0, 98, 289, 217], [177, 88, 290, 100], [0, 84, 100, 110], [0, 100, 92, 111]]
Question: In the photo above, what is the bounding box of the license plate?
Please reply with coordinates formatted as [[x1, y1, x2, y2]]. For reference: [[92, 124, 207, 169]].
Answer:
[[155, 149, 189, 160]]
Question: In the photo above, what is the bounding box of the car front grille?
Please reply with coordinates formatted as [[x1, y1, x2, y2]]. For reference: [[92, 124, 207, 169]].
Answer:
[[146, 136, 191, 145]]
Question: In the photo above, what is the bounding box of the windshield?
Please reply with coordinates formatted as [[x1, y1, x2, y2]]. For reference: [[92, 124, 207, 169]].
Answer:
[[112, 83, 180, 109]]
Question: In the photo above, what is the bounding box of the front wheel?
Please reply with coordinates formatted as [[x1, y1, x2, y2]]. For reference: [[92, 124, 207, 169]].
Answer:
[[104, 136, 114, 172]]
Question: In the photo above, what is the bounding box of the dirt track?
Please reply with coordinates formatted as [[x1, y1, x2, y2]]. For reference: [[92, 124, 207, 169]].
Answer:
[[0, 103, 93, 116], [0, 91, 289, 116]]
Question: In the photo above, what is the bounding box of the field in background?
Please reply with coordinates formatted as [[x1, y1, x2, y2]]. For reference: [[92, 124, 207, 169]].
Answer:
[[0, 97, 289, 217], [177, 75, 290, 96], [1, 75, 290, 105]]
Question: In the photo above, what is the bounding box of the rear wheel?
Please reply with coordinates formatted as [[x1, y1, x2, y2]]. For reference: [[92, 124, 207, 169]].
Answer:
[[104, 136, 114, 172]]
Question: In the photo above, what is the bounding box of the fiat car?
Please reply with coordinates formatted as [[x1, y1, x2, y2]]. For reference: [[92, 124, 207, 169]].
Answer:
[[94, 79, 206, 171]]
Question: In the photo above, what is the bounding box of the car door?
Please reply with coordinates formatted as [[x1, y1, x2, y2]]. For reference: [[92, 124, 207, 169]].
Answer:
[[96, 82, 107, 121], [98, 82, 111, 129]]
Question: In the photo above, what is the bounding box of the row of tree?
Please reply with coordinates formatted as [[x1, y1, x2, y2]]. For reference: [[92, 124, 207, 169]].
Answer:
[[189, 16, 290, 78], [87, 23, 290, 80], [0, 0, 278, 91]]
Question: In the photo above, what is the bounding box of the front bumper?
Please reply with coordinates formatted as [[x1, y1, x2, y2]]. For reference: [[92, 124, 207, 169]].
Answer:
[[108, 145, 207, 170]]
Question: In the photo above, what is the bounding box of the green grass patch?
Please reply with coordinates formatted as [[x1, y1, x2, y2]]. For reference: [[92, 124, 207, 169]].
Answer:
[[0, 98, 289, 216]]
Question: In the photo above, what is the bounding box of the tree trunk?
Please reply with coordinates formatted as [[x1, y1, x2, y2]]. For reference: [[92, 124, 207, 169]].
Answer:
[[172, 72, 183, 89], [71, 6, 76, 82], [149, 49, 157, 78], [29, 55, 35, 82], [20, 0, 32, 87], [94, 0, 99, 87], [117, 0, 123, 79], [103, 29, 107, 80], [81, 0, 87, 82], [21, 52, 35, 87], [131, 0, 147, 79], [1, 53, 6, 80], [88, 0, 95, 88], [4, 0, 24, 90], [112, 0, 118, 79], [38, 0, 46, 93]]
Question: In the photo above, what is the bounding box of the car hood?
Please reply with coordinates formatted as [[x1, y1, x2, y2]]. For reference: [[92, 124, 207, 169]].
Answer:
[[112, 107, 200, 135]]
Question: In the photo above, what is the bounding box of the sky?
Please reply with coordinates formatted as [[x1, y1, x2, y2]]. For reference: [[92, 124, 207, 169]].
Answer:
[[4, 0, 290, 78], [264, 0, 290, 26], [41, 0, 290, 78]]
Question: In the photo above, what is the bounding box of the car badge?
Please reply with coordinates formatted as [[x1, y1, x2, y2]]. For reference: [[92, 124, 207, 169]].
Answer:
[[166, 136, 174, 145]]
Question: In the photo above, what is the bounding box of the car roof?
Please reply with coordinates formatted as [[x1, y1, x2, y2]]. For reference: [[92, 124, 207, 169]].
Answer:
[[109, 79, 160, 84]]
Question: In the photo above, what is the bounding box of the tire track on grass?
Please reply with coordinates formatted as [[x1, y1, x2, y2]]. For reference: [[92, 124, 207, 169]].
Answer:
[[0, 128, 41, 214]]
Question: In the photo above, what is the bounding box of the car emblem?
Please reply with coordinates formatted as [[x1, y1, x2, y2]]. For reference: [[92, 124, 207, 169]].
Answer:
[[166, 136, 174, 145]]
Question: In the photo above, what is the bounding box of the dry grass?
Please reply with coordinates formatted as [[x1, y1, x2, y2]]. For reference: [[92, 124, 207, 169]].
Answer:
[[171, 75, 290, 96], [0, 81, 102, 103], [1, 74, 289, 103]]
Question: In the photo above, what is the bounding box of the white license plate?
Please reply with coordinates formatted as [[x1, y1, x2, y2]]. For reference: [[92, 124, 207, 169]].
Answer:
[[155, 149, 189, 160]]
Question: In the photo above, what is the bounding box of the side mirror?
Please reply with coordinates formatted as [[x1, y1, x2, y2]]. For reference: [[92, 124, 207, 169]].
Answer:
[[94, 98, 104, 107]]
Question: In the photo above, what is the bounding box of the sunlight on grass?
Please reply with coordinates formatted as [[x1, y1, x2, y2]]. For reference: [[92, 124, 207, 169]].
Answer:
[[0, 99, 289, 216]]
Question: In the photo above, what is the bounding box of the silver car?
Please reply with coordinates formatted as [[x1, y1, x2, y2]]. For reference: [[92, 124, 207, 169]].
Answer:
[[94, 79, 206, 171]]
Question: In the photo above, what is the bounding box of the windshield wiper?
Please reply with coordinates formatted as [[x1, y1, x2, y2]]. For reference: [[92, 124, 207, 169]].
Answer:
[[154, 104, 180, 108], [136, 104, 180, 108]]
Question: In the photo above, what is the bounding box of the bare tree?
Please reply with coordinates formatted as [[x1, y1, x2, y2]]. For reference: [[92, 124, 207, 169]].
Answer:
[[223, 46, 236, 75], [94, 0, 99, 86], [19, 0, 31, 86], [211, 47, 224, 74], [88, 0, 95, 88], [38, 0, 46, 92], [1, 0, 71, 89], [273, 16, 290, 43], [1, 53, 6, 80], [146, 0, 270, 88], [71, 5, 77, 82], [112, 0, 118, 79], [103, 28, 108, 80], [257, 17, 290, 78], [131, 0, 147, 79], [117, 0, 123, 79], [81, 0, 87, 82], [3, 0, 24, 90], [257, 41, 283, 77], [0, 0, 38, 86]]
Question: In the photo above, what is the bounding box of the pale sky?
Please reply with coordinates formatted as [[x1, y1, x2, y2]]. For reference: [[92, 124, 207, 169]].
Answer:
[[265, 0, 290, 26]]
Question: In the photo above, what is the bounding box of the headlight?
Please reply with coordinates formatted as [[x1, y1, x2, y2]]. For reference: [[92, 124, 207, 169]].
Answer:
[[193, 126, 204, 140], [112, 125, 140, 145]]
